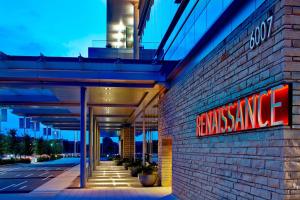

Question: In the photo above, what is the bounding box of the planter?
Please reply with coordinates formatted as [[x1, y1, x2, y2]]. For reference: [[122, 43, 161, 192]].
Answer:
[[138, 173, 158, 187], [130, 166, 142, 177]]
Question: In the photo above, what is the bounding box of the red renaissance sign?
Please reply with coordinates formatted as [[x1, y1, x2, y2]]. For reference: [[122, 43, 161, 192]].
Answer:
[[196, 84, 289, 137]]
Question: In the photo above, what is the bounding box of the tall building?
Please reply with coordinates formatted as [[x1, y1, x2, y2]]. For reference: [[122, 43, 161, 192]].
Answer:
[[88, 0, 155, 60], [106, 0, 134, 49]]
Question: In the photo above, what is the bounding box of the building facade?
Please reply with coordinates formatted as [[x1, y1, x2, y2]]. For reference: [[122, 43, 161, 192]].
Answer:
[[0, 0, 300, 199], [136, 0, 300, 199]]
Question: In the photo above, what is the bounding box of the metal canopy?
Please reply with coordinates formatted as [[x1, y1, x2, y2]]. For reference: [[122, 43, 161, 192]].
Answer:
[[0, 54, 178, 87], [0, 53, 176, 134]]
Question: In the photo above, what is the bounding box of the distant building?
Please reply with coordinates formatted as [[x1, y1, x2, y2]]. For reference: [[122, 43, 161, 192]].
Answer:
[[88, 0, 155, 60]]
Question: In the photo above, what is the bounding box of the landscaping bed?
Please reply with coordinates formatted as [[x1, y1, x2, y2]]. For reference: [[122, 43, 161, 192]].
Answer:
[[0, 158, 31, 165]]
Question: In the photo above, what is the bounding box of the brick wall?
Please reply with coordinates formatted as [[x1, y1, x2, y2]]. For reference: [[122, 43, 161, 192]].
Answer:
[[282, 1, 300, 199], [120, 127, 134, 159], [158, 136, 172, 186], [158, 0, 300, 199]]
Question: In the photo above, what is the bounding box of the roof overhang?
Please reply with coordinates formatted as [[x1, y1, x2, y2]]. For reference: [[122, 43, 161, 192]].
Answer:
[[0, 54, 177, 133]]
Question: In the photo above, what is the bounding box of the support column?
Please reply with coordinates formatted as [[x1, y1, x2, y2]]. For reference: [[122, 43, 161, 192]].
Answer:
[[95, 125, 99, 165], [131, 1, 139, 59], [97, 125, 100, 165], [93, 119, 97, 170], [119, 127, 134, 159], [133, 122, 136, 161], [88, 107, 93, 176], [150, 130, 153, 163], [95, 125, 98, 165], [142, 111, 146, 165], [80, 87, 87, 188], [118, 138, 121, 156]]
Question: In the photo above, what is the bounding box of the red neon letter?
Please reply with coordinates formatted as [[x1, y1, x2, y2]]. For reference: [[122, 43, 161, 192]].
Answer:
[[227, 104, 235, 132], [220, 106, 228, 133], [258, 91, 269, 127], [235, 100, 245, 131], [271, 85, 284, 126], [245, 95, 257, 129]]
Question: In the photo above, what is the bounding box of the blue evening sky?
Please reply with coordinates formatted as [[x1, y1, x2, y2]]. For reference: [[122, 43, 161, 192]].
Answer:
[[0, 0, 107, 57]]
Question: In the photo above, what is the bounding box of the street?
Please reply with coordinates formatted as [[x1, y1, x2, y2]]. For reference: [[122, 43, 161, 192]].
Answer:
[[0, 160, 77, 193]]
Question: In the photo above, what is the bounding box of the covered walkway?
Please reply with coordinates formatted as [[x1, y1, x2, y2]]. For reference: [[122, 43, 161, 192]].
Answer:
[[0, 53, 176, 188], [0, 160, 175, 200]]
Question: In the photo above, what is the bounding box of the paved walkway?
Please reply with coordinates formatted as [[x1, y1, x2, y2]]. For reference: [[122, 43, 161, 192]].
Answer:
[[0, 160, 176, 200], [0, 187, 175, 200], [88, 161, 141, 188], [33, 164, 80, 192]]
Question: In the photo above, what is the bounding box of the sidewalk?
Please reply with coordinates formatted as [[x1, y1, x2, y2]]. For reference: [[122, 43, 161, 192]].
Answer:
[[0, 187, 176, 200], [33, 164, 79, 192], [0, 159, 177, 200]]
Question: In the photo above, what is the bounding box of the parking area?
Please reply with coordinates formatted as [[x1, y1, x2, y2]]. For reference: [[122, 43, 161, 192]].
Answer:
[[0, 159, 78, 193]]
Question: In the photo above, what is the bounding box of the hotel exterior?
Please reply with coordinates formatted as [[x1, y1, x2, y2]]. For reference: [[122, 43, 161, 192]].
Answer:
[[0, 0, 300, 199]]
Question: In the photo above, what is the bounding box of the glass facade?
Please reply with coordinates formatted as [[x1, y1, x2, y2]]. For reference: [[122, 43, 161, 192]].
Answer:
[[141, 0, 180, 49], [141, 0, 266, 61]]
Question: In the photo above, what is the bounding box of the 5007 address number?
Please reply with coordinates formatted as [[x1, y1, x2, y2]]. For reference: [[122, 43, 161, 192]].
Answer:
[[249, 16, 273, 50]]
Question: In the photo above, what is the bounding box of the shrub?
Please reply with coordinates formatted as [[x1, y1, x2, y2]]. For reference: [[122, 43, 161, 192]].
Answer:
[[18, 158, 31, 163], [114, 157, 130, 166], [112, 155, 121, 160], [0, 158, 15, 165], [37, 154, 50, 162], [130, 165, 142, 177], [37, 157, 50, 162], [107, 156, 113, 161], [140, 162, 158, 175], [115, 159, 123, 166], [50, 154, 63, 160], [0, 158, 31, 165], [37, 154, 63, 162]]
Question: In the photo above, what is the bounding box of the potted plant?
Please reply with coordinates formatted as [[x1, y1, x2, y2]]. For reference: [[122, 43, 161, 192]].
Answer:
[[138, 163, 158, 187], [129, 160, 142, 177], [113, 155, 123, 166], [122, 158, 131, 169]]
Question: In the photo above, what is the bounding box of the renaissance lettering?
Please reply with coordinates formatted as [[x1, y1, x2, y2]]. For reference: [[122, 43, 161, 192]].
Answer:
[[196, 84, 289, 137]]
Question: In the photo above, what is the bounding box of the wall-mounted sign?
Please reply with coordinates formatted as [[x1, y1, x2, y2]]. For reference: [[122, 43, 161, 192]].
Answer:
[[250, 15, 273, 49], [196, 84, 289, 137]]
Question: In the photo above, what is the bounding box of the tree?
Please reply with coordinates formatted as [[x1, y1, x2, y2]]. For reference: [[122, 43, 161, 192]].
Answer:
[[0, 134, 7, 157], [35, 137, 45, 155], [7, 129, 19, 157], [51, 139, 63, 154], [102, 137, 118, 155], [22, 134, 33, 156]]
